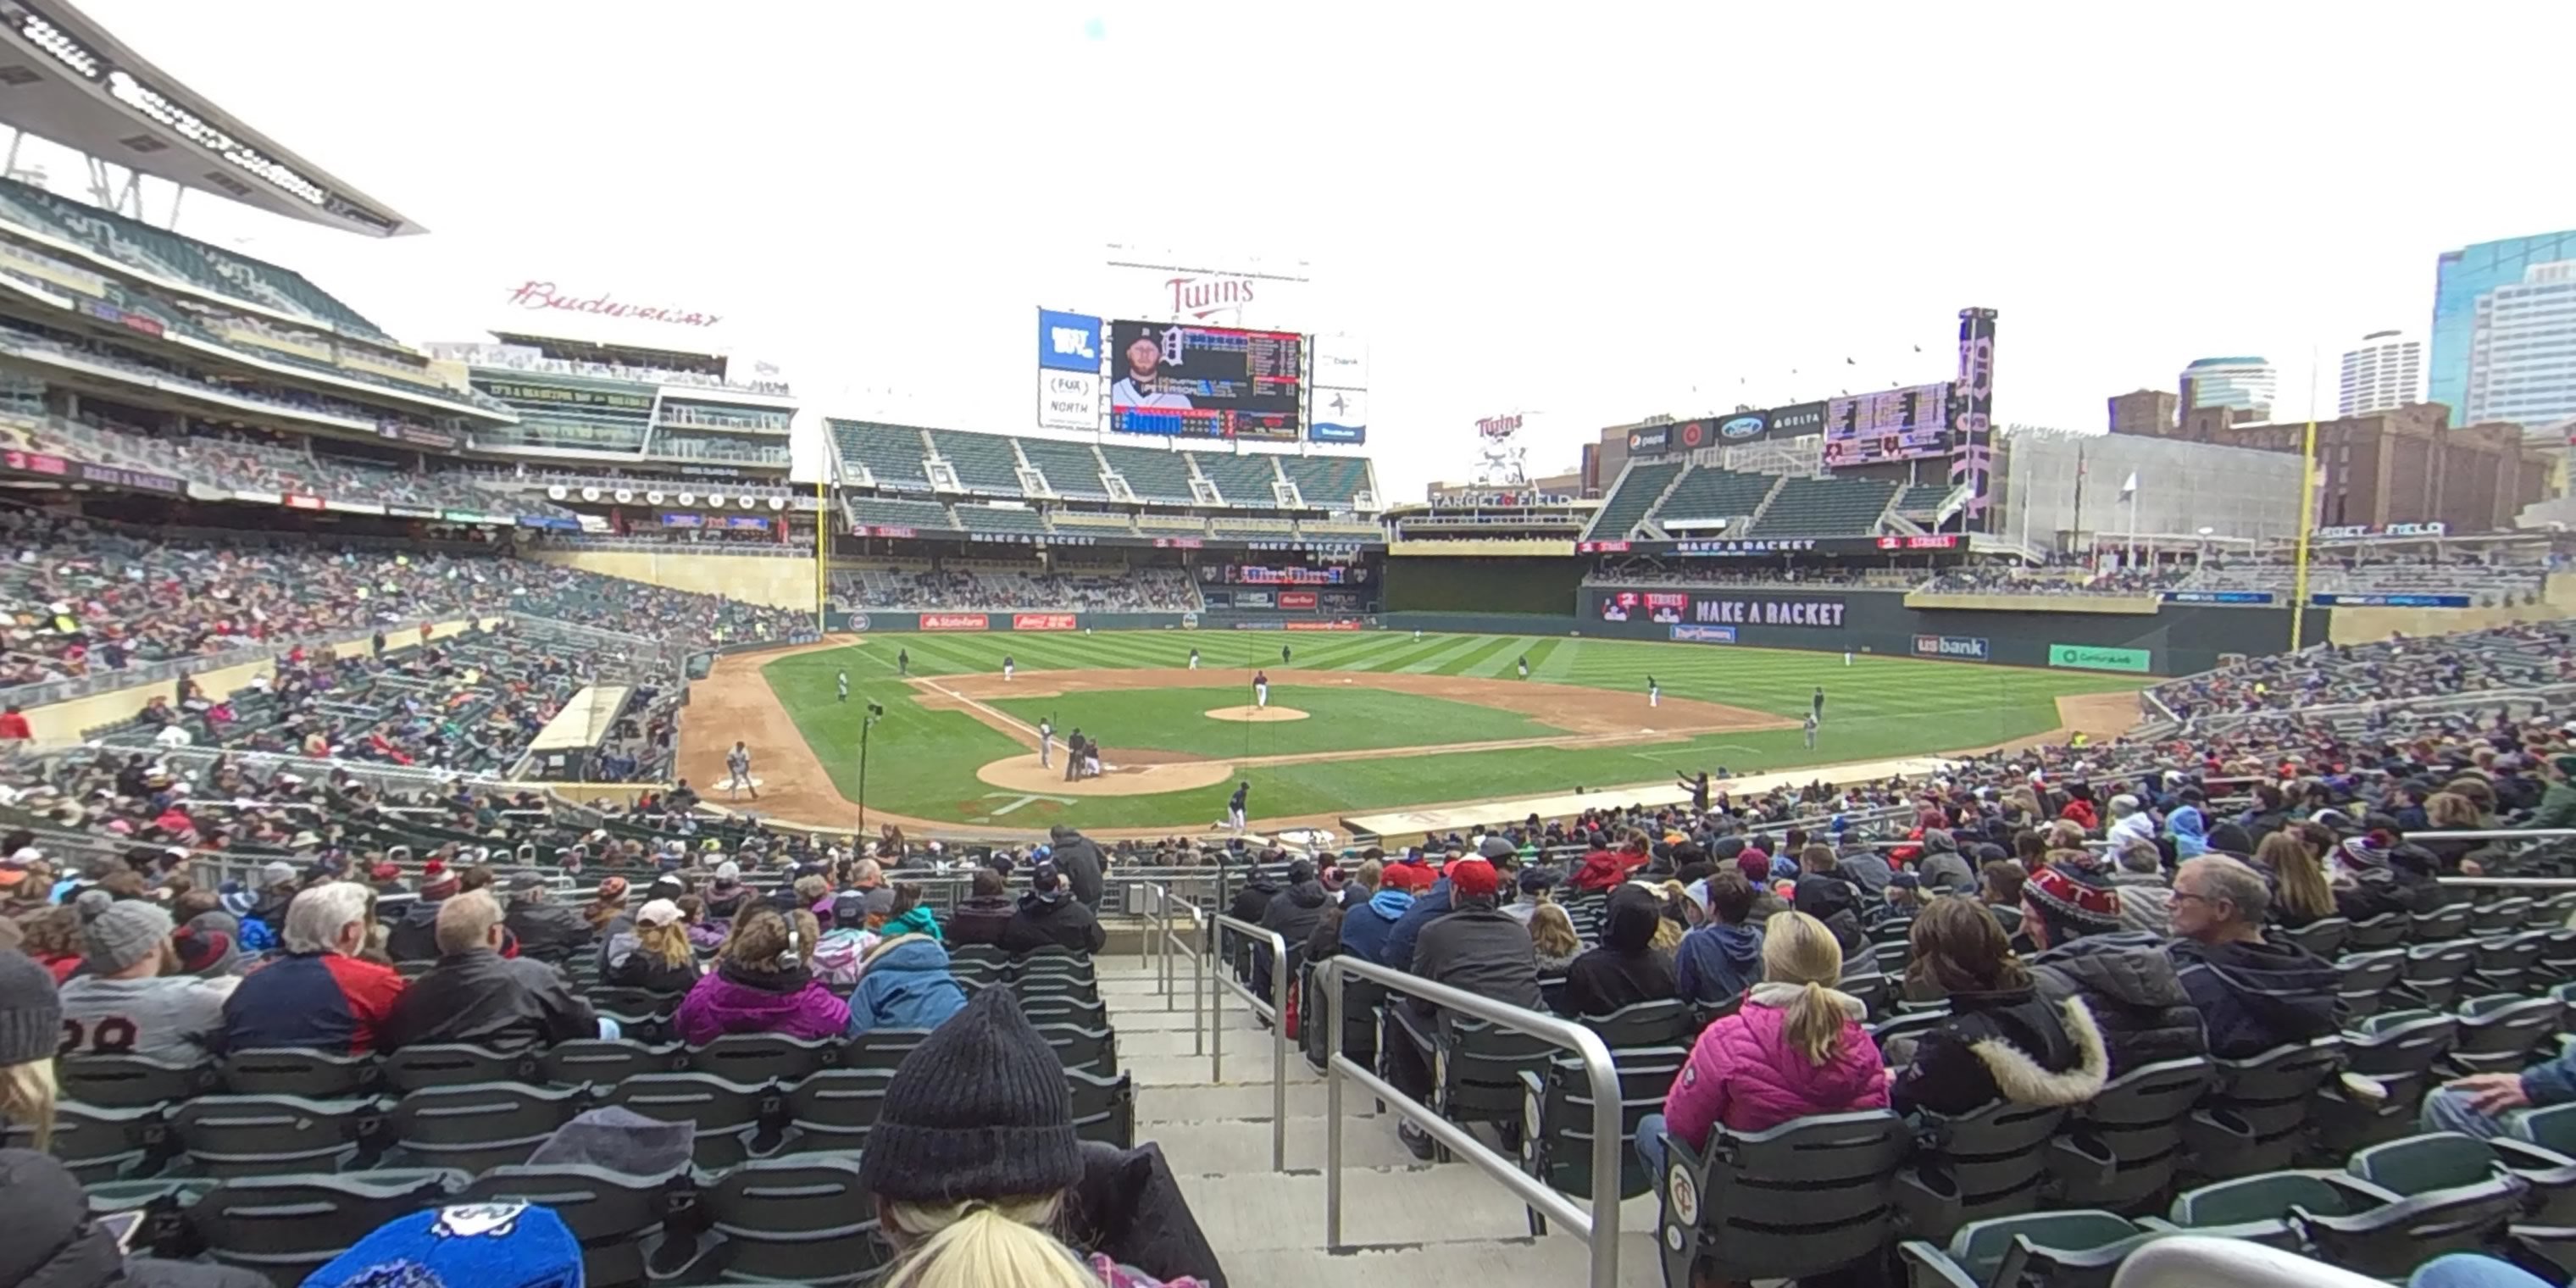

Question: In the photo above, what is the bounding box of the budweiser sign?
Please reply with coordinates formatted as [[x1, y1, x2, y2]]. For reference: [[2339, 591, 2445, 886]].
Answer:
[[503, 280, 722, 328]]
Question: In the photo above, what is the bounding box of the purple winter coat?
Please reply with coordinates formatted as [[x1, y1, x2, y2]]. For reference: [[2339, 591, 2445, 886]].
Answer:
[[675, 960, 852, 1044], [1663, 982, 1889, 1147]]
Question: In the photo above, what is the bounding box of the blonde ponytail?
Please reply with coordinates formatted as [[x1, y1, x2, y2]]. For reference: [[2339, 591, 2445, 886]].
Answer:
[[881, 1196, 1100, 1288], [1, 1058, 58, 1150], [1782, 980, 1843, 1065], [1760, 911, 1852, 1067]]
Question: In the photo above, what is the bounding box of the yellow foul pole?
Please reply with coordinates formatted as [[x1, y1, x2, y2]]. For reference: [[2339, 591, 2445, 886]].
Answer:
[[813, 469, 829, 635], [2288, 417, 2318, 651]]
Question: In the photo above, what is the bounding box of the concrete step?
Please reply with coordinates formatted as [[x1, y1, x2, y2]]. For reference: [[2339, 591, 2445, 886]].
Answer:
[[1215, 1235, 1667, 1288], [1136, 1080, 1371, 1123], [1148, 1115, 1421, 1173], [1174, 1164, 1657, 1252]]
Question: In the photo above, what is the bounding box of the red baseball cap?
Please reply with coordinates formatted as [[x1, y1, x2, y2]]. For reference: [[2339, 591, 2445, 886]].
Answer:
[[1448, 858, 1499, 901]]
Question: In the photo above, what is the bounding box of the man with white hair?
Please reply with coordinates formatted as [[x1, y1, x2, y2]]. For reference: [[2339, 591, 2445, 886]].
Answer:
[[2164, 855, 2336, 1058], [380, 891, 600, 1052], [219, 882, 408, 1053], [2104, 793, 2157, 850]]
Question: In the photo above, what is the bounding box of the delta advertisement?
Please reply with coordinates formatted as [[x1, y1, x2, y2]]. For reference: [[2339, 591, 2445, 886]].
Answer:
[[919, 613, 990, 631]]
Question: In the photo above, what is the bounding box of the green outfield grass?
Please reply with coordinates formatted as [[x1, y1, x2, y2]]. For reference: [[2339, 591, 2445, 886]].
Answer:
[[984, 685, 1556, 758], [759, 630, 2143, 830]]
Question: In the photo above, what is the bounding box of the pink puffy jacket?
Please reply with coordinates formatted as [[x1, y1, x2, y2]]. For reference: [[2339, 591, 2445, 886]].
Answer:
[[1663, 984, 1890, 1147]]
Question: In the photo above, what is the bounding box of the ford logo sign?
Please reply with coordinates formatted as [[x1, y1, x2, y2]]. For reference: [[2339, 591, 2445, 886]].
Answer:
[[1719, 415, 1766, 439]]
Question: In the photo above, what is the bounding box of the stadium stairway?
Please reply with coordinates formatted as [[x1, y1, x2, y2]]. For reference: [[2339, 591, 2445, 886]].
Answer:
[[1097, 957, 1664, 1285]]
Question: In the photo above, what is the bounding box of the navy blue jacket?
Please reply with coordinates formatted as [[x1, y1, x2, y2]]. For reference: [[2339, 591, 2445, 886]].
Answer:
[[1377, 880, 1452, 971]]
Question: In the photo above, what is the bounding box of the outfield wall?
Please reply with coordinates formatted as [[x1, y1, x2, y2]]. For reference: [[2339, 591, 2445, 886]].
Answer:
[[1382, 555, 1584, 615], [527, 549, 821, 612], [820, 597, 2309, 677], [1568, 589, 2314, 676]]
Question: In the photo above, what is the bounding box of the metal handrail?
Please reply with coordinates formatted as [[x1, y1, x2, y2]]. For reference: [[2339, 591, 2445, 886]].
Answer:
[[1208, 912, 1289, 1171], [1320, 954, 1622, 1288]]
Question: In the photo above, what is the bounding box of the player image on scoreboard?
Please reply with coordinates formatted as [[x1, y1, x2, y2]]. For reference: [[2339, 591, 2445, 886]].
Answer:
[[1107, 319, 1302, 440]]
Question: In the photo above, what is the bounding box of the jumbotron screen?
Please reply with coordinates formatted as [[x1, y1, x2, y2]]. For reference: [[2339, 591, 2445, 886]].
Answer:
[[1107, 319, 1302, 440], [1822, 382, 1951, 466]]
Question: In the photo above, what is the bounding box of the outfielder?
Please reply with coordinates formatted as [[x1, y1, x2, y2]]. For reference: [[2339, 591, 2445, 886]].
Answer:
[[836, 669, 848, 702], [724, 741, 758, 801], [897, 648, 909, 676]]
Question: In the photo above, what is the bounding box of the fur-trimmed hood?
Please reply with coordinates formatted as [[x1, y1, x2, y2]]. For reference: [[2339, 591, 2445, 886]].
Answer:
[[1966, 993, 2111, 1108]]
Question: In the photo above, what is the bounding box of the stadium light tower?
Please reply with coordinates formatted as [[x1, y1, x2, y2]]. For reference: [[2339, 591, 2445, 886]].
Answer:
[[858, 701, 885, 833]]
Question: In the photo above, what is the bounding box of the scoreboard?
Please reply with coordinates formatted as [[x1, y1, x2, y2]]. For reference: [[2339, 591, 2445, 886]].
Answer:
[[1107, 319, 1302, 440], [1823, 382, 1951, 466]]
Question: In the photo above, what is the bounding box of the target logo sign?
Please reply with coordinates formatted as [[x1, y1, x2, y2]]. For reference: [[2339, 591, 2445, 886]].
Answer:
[[1677, 421, 1708, 449]]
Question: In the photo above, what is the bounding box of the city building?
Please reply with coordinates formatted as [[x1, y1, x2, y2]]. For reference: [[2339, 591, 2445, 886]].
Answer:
[[2338, 330, 2423, 417], [2179, 356, 2278, 419], [2464, 260, 2576, 430], [2107, 389, 2179, 437], [2431, 229, 2576, 425], [2109, 397, 2550, 533]]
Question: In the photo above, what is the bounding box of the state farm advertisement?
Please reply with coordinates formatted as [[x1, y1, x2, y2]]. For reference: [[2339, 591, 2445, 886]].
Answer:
[[919, 613, 989, 631], [1013, 613, 1078, 631], [1278, 591, 1319, 610]]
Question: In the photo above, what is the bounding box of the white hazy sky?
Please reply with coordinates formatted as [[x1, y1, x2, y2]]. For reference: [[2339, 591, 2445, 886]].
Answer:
[[35, 0, 2576, 498]]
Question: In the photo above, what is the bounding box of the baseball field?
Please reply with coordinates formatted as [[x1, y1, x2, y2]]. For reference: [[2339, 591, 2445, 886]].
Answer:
[[675, 630, 2146, 836]]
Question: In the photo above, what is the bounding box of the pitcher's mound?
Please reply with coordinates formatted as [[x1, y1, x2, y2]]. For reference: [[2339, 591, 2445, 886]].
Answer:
[[1205, 705, 1309, 723], [976, 753, 1235, 797]]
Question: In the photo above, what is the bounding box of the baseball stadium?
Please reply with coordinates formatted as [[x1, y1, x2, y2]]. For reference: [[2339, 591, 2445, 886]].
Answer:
[[2, 6, 2576, 1288]]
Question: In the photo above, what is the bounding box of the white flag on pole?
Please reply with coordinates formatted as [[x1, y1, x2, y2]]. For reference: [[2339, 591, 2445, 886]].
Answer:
[[1935, 481, 1975, 525], [2119, 471, 2140, 500]]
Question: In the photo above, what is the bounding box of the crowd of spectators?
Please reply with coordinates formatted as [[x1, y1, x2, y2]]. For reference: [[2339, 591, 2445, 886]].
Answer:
[[1585, 560, 1916, 589], [2151, 619, 2576, 719], [0, 777, 1214, 1284], [0, 509, 809, 691], [0, 322, 419, 432], [1919, 563, 2189, 596], [38, 414, 542, 515], [834, 565, 1202, 613]]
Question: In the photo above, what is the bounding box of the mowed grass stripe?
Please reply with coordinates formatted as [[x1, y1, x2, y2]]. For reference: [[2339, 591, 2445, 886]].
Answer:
[[1290, 632, 1422, 671], [1345, 634, 1477, 673], [1391, 634, 1515, 674], [1460, 638, 1548, 679], [1431, 636, 1527, 677]]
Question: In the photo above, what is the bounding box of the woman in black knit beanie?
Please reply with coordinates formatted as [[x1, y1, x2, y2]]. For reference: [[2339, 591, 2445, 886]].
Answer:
[[861, 986, 1207, 1288]]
